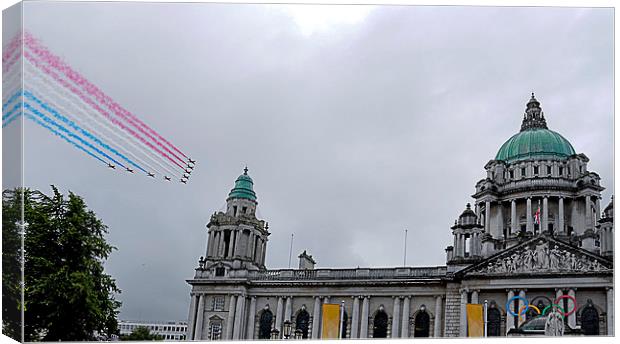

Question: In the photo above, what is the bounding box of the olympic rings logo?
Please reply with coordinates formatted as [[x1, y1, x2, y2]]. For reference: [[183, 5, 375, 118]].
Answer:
[[505, 295, 577, 321]]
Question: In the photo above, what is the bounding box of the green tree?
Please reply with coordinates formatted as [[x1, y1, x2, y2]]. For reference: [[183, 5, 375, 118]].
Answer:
[[2, 187, 121, 341], [120, 326, 163, 341], [2, 189, 23, 341]]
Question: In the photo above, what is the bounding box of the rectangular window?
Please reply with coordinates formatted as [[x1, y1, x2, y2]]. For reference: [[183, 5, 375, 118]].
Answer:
[[212, 296, 225, 311], [242, 206, 247, 214], [521, 167, 526, 177], [533, 166, 539, 175], [559, 166, 564, 175], [509, 170, 514, 179], [547, 166, 552, 175]]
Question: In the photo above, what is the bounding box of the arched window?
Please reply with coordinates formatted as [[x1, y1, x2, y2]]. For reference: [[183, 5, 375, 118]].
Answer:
[[527, 299, 548, 321], [413, 307, 430, 337], [208, 318, 223, 340], [295, 307, 310, 339], [372, 307, 388, 338], [487, 302, 501, 336], [580, 300, 600, 335], [258, 307, 274, 339]]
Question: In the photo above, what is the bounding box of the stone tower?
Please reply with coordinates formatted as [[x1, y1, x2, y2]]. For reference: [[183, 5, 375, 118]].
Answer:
[[202, 167, 270, 278], [446, 203, 484, 272]]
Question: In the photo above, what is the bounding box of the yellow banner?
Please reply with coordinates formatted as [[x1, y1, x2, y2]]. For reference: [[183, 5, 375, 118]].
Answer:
[[466, 304, 484, 337], [321, 304, 341, 339]]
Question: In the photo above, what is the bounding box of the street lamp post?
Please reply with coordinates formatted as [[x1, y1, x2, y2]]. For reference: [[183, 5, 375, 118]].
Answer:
[[283, 320, 292, 339], [271, 328, 280, 340]]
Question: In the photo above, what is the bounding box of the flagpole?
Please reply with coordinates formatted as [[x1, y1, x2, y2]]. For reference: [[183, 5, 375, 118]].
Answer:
[[288, 233, 294, 268], [403, 229, 408, 266], [483, 300, 488, 338], [338, 300, 345, 339]]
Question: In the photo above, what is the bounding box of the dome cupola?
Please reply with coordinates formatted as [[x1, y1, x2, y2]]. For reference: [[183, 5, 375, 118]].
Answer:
[[228, 167, 257, 201], [495, 94, 576, 163]]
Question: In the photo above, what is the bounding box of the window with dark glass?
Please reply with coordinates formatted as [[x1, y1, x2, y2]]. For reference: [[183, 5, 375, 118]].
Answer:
[[372, 309, 388, 338], [521, 167, 526, 177], [413, 309, 430, 337], [259, 309, 274, 339], [533, 166, 539, 175], [547, 166, 552, 175]]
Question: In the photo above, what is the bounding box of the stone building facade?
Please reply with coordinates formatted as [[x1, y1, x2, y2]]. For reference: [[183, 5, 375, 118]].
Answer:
[[186, 94, 614, 339]]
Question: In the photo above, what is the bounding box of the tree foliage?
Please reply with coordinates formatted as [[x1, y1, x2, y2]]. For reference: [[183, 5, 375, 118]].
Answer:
[[2, 187, 121, 341], [120, 326, 163, 341]]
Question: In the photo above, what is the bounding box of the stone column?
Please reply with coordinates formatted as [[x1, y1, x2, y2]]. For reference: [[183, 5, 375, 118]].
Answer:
[[401, 296, 410, 338], [453, 234, 458, 257], [595, 197, 601, 221], [567, 289, 576, 329], [542, 196, 548, 233], [360, 296, 370, 339], [485, 201, 491, 233], [275, 296, 284, 334], [607, 287, 614, 336], [459, 289, 468, 337], [285, 296, 293, 322], [194, 294, 206, 340], [555, 289, 563, 304], [559, 197, 565, 234], [474, 203, 479, 220], [246, 297, 257, 339], [496, 202, 504, 238], [230, 230, 238, 258], [391, 297, 401, 338], [459, 235, 465, 257], [351, 297, 360, 339], [206, 232, 214, 257], [471, 290, 479, 304], [468, 235, 474, 257], [526, 198, 533, 232], [216, 232, 224, 257], [511, 199, 517, 236], [518, 290, 526, 327], [434, 296, 443, 338], [225, 295, 236, 340], [585, 196, 593, 230], [233, 295, 246, 339], [506, 290, 515, 333], [187, 294, 198, 340], [312, 297, 322, 339]]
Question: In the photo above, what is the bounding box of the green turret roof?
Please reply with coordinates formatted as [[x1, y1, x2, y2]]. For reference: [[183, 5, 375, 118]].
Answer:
[[228, 167, 257, 201], [495, 94, 576, 163]]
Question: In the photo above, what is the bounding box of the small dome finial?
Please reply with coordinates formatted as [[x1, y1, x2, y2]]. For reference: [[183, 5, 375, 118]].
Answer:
[[466, 203, 471, 210], [244, 166, 248, 175]]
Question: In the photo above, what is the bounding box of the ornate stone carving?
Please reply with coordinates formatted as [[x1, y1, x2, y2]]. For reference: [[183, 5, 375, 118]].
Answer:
[[472, 239, 610, 275]]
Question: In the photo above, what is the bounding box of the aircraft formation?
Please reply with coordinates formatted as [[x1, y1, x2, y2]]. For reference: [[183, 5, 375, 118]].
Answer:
[[2, 31, 195, 184]]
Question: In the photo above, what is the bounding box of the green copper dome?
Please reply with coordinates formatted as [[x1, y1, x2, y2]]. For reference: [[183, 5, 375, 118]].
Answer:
[[495, 93, 576, 163], [228, 167, 257, 201], [495, 129, 576, 163]]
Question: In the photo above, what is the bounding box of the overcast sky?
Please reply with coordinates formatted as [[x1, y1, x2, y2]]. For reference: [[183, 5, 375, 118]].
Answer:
[[6, 2, 613, 322]]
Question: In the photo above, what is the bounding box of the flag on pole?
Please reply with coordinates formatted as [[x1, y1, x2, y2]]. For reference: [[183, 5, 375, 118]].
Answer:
[[321, 304, 341, 339], [534, 205, 541, 225], [466, 304, 484, 337]]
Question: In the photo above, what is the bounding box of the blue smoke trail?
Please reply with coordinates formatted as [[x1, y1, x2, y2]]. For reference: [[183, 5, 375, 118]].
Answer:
[[23, 102, 126, 169], [23, 91, 147, 173], [2, 111, 21, 128], [2, 102, 22, 126], [23, 112, 107, 165], [2, 89, 22, 112]]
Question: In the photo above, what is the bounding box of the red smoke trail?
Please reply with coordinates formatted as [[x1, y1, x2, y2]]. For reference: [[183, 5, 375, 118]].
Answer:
[[2, 32, 21, 65], [24, 50, 185, 170], [22, 32, 189, 162]]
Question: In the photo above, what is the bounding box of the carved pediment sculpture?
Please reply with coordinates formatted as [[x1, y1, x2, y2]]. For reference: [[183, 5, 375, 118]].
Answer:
[[468, 238, 611, 275]]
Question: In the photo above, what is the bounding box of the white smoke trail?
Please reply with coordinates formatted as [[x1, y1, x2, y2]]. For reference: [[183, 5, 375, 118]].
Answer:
[[24, 60, 183, 178], [23, 52, 185, 176]]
